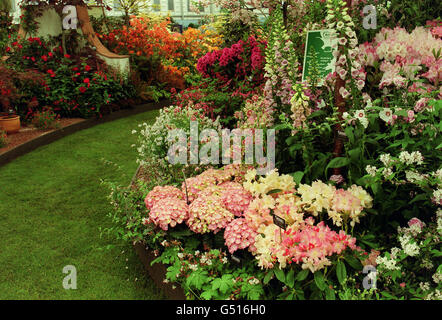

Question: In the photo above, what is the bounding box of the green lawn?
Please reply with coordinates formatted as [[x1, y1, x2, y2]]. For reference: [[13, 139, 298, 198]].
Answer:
[[0, 110, 165, 300]]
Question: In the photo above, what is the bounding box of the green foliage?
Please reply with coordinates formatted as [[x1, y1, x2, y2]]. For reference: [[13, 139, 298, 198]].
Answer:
[[0, 10, 12, 56], [31, 107, 61, 130], [6, 36, 135, 119], [374, 217, 442, 300], [217, 12, 261, 47]]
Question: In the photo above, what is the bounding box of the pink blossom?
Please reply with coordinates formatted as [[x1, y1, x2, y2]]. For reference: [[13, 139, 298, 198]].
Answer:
[[408, 217, 425, 229], [224, 218, 257, 253]]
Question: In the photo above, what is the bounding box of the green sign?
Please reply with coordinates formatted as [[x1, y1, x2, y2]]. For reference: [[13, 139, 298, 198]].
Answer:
[[302, 29, 337, 86]]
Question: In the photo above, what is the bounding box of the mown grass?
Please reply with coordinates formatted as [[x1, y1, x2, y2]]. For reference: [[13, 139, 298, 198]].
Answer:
[[0, 110, 166, 299]]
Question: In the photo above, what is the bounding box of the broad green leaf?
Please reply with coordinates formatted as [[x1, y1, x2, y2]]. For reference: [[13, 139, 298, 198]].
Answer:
[[267, 189, 283, 195], [290, 171, 304, 185], [409, 193, 428, 204], [263, 270, 274, 285], [296, 269, 309, 282], [186, 270, 209, 290], [200, 290, 216, 300], [274, 268, 286, 283], [314, 271, 327, 291], [344, 255, 363, 271], [212, 274, 233, 294], [327, 157, 350, 169], [336, 260, 347, 285], [286, 269, 295, 288]]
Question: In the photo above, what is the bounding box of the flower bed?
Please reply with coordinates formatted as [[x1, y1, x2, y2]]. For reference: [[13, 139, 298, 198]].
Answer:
[[102, 0, 441, 301]]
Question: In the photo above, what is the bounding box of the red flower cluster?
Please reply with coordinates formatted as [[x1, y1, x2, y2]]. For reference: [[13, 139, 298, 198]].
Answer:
[[196, 36, 266, 85]]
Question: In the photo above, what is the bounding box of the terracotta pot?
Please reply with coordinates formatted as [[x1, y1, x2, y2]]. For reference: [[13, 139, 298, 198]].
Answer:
[[0, 115, 21, 134]]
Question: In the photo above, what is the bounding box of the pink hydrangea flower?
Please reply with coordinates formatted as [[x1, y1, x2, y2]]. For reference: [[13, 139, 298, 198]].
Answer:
[[219, 181, 253, 217], [144, 185, 185, 210], [187, 186, 234, 234], [149, 197, 189, 231], [224, 218, 258, 254]]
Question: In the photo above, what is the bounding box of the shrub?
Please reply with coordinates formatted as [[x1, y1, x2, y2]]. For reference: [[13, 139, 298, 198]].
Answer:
[[374, 214, 442, 300], [0, 10, 13, 56], [196, 36, 266, 87], [5, 37, 135, 119], [0, 63, 45, 114], [31, 107, 60, 130], [132, 103, 221, 180]]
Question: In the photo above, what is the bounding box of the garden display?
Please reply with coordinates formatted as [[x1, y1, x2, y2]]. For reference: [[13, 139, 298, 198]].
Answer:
[[1, 0, 441, 302]]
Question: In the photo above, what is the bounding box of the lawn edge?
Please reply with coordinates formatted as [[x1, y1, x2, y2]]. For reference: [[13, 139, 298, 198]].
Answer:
[[0, 100, 171, 168]]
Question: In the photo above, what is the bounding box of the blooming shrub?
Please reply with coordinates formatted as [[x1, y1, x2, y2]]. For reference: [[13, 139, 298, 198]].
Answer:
[[187, 186, 235, 234], [224, 218, 257, 254], [5, 37, 134, 119], [103, 0, 442, 301], [99, 16, 223, 93], [101, 17, 181, 59], [196, 36, 266, 87], [0, 63, 45, 113], [182, 170, 219, 203], [0, 10, 13, 56], [147, 197, 189, 231], [31, 107, 60, 130], [375, 214, 442, 300], [280, 219, 358, 273], [132, 104, 221, 178], [219, 181, 252, 217], [358, 26, 442, 92], [144, 185, 186, 210], [171, 77, 263, 127]]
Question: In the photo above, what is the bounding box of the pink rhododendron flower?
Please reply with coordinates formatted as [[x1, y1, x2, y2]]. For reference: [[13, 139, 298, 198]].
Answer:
[[280, 220, 358, 272]]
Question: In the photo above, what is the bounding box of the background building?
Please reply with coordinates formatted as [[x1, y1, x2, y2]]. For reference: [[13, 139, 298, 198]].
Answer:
[[8, 0, 223, 26]]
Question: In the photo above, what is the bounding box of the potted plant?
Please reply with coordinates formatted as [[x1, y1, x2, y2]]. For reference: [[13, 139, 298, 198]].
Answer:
[[0, 112, 21, 134], [0, 64, 21, 133], [0, 62, 44, 133]]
